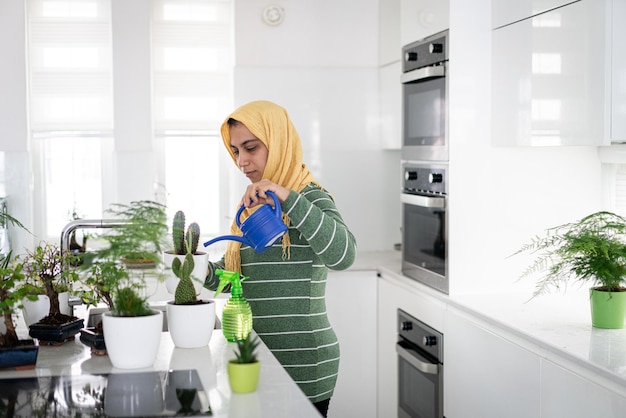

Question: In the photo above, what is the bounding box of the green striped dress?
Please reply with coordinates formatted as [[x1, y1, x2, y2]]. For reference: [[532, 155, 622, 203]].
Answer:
[[204, 184, 357, 403]]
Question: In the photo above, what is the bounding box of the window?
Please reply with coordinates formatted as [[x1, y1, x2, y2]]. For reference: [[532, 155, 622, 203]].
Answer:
[[26, 0, 233, 241], [27, 0, 112, 238], [152, 0, 233, 236]]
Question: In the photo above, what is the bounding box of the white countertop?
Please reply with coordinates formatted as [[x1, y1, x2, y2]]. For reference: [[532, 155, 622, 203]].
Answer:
[[0, 317, 321, 418], [377, 260, 626, 397]]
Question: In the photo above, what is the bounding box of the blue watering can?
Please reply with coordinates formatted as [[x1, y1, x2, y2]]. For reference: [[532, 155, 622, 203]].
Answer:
[[203, 191, 288, 253]]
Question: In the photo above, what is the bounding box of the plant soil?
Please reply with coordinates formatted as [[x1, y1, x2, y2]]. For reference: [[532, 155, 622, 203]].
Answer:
[[595, 286, 626, 292], [37, 312, 78, 326]]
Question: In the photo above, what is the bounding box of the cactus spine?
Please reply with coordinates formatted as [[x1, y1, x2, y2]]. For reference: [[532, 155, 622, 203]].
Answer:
[[172, 210, 200, 255], [173, 253, 197, 304]]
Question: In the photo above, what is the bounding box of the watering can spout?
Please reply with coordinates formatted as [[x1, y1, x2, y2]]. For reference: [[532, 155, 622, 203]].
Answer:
[[203, 234, 250, 248]]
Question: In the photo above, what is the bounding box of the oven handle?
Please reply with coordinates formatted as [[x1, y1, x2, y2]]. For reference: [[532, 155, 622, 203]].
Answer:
[[401, 65, 445, 84], [401, 193, 445, 209], [396, 343, 439, 375]]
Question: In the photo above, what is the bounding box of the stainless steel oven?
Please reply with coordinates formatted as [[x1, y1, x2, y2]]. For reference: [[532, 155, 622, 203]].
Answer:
[[397, 309, 443, 418], [402, 30, 449, 162], [401, 161, 448, 294]]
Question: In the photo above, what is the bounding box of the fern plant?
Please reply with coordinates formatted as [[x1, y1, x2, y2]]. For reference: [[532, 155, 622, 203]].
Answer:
[[513, 211, 626, 297]]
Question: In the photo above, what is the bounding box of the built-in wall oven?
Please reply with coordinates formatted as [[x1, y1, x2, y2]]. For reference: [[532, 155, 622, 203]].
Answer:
[[401, 161, 448, 294], [401, 29, 449, 294], [402, 30, 448, 162], [397, 309, 444, 418]]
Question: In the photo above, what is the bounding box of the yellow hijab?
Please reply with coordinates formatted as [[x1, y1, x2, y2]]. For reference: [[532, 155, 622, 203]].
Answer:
[[220, 100, 318, 272]]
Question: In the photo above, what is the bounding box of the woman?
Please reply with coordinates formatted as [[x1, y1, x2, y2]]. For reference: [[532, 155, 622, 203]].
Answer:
[[204, 100, 357, 416]]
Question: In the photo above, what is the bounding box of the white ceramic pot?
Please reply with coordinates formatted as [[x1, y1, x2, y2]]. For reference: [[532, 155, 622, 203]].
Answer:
[[163, 252, 209, 295], [102, 310, 162, 369], [22, 295, 50, 326], [166, 300, 215, 348]]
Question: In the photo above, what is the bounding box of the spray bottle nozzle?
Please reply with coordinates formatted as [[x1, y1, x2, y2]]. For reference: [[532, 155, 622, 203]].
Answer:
[[214, 269, 248, 298]]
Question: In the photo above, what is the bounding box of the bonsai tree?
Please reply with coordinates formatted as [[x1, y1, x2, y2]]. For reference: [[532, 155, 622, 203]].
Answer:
[[0, 252, 26, 348], [171, 210, 201, 256], [17, 242, 80, 321], [79, 260, 120, 311], [94, 200, 168, 268], [514, 211, 626, 297]]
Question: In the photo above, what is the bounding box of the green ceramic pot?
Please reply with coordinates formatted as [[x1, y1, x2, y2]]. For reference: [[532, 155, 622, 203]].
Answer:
[[227, 360, 261, 393], [589, 287, 626, 329]]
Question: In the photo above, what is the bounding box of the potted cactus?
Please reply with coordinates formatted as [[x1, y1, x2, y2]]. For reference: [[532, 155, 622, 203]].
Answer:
[[163, 210, 208, 295], [227, 333, 261, 393], [166, 252, 215, 348]]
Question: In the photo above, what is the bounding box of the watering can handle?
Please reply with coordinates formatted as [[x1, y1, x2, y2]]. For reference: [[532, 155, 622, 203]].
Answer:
[[235, 190, 282, 228]]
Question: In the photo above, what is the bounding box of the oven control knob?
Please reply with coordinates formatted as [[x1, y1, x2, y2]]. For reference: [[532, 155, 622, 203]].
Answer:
[[401, 321, 413, 331], [423, 335, 437, 347], [429, 43, 443, 54], [405, 171, 418, 181], [428, 173, 443, 183], [405, 51, 418, 62]]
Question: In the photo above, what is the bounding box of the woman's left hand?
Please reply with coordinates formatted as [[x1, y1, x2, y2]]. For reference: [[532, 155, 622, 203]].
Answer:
[[242, 180, 290, 208]]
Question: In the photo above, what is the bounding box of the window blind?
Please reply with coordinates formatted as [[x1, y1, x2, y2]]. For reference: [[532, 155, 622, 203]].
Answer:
[[27, 0, 113, 134], [152, 0, 233, 134]]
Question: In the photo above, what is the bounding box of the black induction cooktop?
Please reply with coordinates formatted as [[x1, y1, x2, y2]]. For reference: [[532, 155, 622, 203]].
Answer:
[[0, 369, 212, 417]]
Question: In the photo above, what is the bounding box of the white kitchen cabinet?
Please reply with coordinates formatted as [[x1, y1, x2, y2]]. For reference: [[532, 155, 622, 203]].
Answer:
[[379, 0, 401, 66], [376, 271, 447, 418], [610, 0, 626, 143], [492, 0, 580, 29], [379, 61, 402, 149], [491, 0, 607, 146], [445, 308, 542, 417], [541, 360, 626, 417], [325, 270, 377, 418], [400, 0, 449, 47]]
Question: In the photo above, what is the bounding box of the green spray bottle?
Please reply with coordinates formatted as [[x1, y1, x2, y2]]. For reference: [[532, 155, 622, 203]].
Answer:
[[214, 269, 253, 342]]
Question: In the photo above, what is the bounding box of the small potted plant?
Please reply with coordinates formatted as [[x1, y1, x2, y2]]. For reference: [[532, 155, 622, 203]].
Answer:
[[166, 251, 215, 348], [227, 333, 261, 393], [78, 257, 163, 365], [514, 211, 626, 328], [101, 278, 163, 369], [0, 251, 40, 369], [77, 260, 120, 355], [163, 210, 208, 295], [0, 213, 40, 369], [18, 242, 83, 344]]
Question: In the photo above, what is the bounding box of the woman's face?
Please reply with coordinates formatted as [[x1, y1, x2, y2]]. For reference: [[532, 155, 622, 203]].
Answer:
[[229, 122, 269, 183]]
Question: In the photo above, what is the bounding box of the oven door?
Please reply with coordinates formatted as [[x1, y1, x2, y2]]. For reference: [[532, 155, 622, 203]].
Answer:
[[401, 193, 448, 294], [397, 339, 443, 418], [402, 66, 447, 162]]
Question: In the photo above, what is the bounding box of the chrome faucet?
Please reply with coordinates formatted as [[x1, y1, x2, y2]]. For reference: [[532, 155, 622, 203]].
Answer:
[[59, 219, 131, 255]]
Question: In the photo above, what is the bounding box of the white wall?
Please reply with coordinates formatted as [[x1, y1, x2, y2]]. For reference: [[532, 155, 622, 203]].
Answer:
[[231, 0, 402, 253], [0, 1, 35, 253]]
